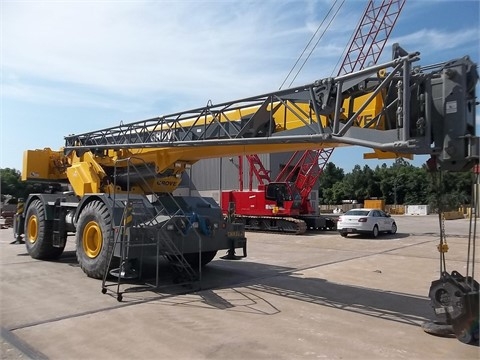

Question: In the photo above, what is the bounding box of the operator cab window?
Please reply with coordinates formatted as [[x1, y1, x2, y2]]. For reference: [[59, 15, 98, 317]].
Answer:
[[265, 183, 289, 206]]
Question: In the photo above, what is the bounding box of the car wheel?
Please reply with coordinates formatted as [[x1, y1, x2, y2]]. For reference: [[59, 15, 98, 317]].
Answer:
[[390, 222, 397, 234], [372, 225, 379, 238], [340, 232, 348, 238]]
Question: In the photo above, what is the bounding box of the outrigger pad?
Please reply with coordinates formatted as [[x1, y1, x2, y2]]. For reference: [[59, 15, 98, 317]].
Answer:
[[421, 321, 453, 337], [427, 271, 479, 344], [220, 246, 246, 260]]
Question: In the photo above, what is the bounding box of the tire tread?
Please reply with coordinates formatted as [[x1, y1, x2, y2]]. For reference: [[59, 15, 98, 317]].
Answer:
[[25, 199, 64, 259], [76, 200, 113, 279]]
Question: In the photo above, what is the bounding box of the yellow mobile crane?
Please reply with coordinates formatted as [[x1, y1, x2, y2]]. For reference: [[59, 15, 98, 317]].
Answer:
[[14, 45, 479, 340]]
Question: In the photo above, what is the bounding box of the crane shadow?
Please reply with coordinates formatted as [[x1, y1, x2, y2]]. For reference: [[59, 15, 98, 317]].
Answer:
[[26, 245, 434, 329], [136, 259, 434, 329], [245, 275, 431, 326]]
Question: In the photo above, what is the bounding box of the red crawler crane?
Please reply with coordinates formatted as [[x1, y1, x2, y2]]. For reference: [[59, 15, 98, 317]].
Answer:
[[221, 0, 406, 234]]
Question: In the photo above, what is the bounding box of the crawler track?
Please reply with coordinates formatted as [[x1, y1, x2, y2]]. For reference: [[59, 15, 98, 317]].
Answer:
[[236, 215, 307, 235]]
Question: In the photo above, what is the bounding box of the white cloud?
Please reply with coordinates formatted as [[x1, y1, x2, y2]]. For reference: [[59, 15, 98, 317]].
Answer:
[[3, 0, 374, 111], [2, 1, 478, 113], [388, 28, 479, 54], [3, 1, 334, 106]]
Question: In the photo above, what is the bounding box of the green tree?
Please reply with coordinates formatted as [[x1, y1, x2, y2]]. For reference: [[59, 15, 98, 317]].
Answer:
[[342, 164, 377, 203], [318, 163, 344, 204], [317, 157, 474, 210], [323, 180, 348, 204], [425, 169, 473, 211], [0, 168, 51, 200], [403, 166, 428, 204], [0, 168, 23, 200]]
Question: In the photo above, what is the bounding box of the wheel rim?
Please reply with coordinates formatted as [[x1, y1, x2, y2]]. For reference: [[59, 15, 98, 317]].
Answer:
[[373, 226, 378, 237], [27, 215, 38, 244], [83, 221, 103, 258]]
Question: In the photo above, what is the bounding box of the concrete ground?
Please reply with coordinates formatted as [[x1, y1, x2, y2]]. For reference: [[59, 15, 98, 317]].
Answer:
[[0, 215, 478, 359]]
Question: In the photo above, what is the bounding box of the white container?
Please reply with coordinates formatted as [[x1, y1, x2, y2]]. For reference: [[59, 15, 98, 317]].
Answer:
[[405, 205, 429, 215]]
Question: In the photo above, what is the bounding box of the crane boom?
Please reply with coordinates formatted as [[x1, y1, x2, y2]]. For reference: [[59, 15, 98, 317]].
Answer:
[[24, 47, 478, 194]]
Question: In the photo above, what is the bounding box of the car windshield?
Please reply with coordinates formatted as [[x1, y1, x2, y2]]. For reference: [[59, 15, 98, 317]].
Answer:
[[344, 210, 370, 216]]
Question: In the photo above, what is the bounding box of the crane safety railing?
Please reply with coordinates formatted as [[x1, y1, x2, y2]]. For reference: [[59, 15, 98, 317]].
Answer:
[[101, 156, 201, 296]]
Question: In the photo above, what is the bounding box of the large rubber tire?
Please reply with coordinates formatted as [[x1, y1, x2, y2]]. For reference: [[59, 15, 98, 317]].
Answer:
[[182, 250, 218, 268], [76, 200, 113, 279], [371, 225, 379, 238], [24, 199, 64, 259]]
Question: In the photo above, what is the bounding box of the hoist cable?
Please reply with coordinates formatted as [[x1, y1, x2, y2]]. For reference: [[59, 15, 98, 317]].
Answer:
[[466, 170, 478, 287], [279, 0, 344, 90], [285, 0, 345, 89], [433, 169, 448, 274]]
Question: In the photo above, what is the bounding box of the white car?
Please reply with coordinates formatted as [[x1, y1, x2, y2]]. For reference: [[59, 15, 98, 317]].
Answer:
[[337, 208, 397, 238]]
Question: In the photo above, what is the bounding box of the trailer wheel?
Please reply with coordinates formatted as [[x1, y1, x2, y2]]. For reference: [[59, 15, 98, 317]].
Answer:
[[76, 200, 113, 279], [24, 199, 64, 259]]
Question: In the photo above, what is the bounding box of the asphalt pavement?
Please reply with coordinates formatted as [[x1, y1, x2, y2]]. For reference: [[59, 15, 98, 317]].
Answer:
[[1, 215, 479, 359]]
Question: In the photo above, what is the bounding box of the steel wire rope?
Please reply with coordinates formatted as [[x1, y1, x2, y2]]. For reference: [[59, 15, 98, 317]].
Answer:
[[285, 0, 345, 89], [279, 0, 344, 90], [434, 169, 448, 274], [466, 170, 478, 287]]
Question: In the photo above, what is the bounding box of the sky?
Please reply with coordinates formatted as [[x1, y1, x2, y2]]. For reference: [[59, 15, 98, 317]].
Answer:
[[1, 0, 479, 173]]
